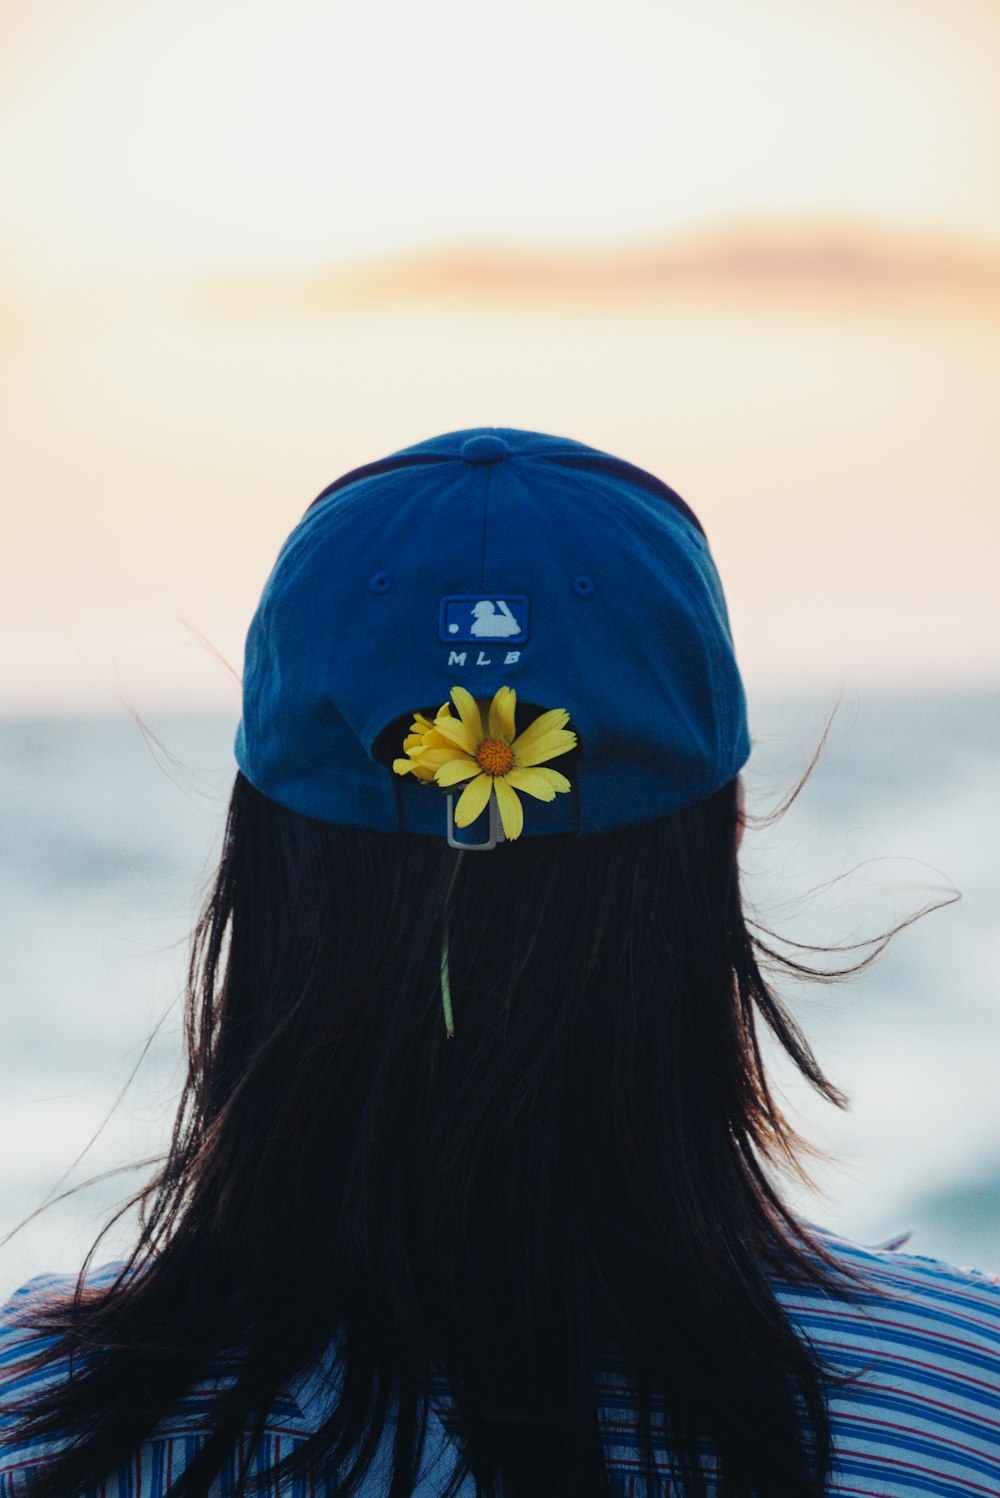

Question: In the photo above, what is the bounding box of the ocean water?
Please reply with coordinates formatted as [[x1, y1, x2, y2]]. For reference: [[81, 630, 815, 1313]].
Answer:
[[1, 692, 998, 1300]]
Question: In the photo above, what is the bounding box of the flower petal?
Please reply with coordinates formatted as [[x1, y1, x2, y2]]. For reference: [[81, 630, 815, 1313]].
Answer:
[[513, 728, 577, 768], [432, 712, 479, 755], [393, 756, 437, 782], [523, 766, 572, 794], [510, 708, 570, 757], [421, 728, 453, 750], [415, 747, 462, 771], [435, 757, 482, 787], [488, 686, 517, 743], [449, 686, 484, 747], [492, 776, 524, 840], [453, 772, 493, 827], [504, 767, 557, 801]]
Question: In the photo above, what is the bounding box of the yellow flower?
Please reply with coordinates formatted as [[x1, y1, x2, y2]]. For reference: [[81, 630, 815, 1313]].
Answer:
[[428, 684, 576, 841], [392, 703, 456, 782]]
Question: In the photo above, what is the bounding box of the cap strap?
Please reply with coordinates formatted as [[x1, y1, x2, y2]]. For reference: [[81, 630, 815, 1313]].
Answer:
[[445, 791, 505, 851]]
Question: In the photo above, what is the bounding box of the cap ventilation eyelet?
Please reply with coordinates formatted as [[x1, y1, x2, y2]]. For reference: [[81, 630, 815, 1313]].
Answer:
[[572, 575, 595, 598], [370, 571, 393, 594]]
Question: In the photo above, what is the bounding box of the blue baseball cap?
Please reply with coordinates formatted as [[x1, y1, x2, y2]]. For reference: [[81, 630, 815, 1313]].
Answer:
[[234, 426, 750, 842]]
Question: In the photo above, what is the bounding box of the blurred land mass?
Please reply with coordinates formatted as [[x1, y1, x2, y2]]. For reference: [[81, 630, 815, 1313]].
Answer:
[[198, 225, 1000, 318]]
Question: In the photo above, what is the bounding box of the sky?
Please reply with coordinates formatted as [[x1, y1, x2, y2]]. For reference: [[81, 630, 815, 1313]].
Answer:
[[3, 0, 1000, 280], [1, 0, 998, 708]]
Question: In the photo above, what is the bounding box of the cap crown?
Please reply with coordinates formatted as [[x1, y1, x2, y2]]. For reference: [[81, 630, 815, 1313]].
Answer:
[[235, 427, 749, 836]]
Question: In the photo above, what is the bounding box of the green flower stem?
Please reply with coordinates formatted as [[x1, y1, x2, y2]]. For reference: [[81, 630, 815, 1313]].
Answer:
[[440, 849, 465, 1039]]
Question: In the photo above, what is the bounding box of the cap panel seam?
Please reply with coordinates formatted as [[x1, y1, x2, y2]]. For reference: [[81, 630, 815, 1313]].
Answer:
[[306, 452, 455, 515], [559, 470, 734, 799], [479, 460, 506, 591], [480, 464, 489, 590], [535, 452, 706, 538], [544, 461, 698, 549]]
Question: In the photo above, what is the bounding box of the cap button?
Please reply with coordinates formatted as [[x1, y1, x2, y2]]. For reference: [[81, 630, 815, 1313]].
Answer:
[[460, 434, 510, 465]]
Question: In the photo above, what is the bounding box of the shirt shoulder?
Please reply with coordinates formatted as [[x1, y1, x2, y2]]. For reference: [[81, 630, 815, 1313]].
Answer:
[[0, 1269, 103, 1495], [0, 1268, 465, 1497], [0, 1265, 314, 1498], [778, 1228, 1000, 1496], [789, 1223, 1000, 1337]]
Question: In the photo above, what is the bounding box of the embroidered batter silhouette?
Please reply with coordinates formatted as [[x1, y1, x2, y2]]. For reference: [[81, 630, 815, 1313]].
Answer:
[[469, 600, 521, 638]]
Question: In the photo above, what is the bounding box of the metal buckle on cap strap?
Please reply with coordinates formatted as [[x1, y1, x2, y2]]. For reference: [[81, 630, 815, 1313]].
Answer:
[[446, 792, 506, 850]]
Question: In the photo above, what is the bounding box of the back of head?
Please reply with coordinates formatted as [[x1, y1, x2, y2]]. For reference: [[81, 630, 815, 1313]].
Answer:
[[5, 429, 851, 1498]]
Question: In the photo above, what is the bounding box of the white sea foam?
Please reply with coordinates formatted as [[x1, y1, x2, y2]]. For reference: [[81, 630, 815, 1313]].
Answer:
[[1, 692, 997, 1298]]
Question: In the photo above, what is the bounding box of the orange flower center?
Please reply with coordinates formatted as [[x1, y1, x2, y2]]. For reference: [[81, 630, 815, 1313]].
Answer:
[[476, 738, 515, 776]]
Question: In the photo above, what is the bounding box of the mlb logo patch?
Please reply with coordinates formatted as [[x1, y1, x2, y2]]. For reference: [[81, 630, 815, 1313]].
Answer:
[[439, 594, 529, 644]]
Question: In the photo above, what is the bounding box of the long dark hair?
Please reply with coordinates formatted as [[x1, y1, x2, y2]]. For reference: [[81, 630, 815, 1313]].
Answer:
[[4, 754, 928, 1498]]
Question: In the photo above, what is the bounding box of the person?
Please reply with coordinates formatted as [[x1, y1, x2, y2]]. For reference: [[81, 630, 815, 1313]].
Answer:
[[0, 426, 997, 1498]]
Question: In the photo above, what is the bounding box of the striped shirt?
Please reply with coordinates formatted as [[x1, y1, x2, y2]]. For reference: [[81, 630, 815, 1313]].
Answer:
[[1, 1229, 998, 1496]]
